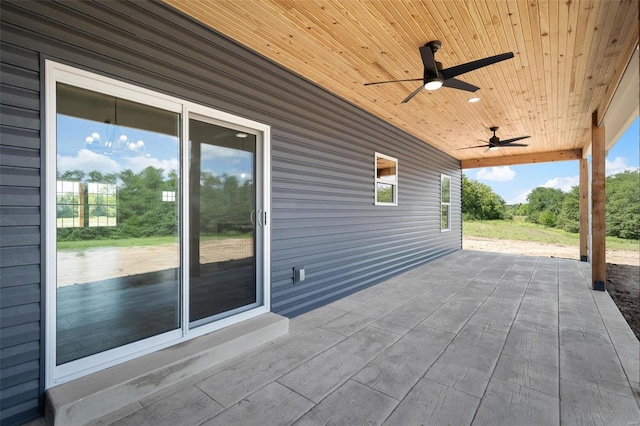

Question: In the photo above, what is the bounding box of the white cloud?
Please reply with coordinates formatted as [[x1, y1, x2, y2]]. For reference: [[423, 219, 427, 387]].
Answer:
[[508, 189, 532, 205], [57, 149, 120, 174], [476, 166, 516, 182], [606, 156, 637, 176], [542, 175, 579, 192], [57, 149, 179, 177], [201, 145, 249, 162], [123, 156, 179, 174]]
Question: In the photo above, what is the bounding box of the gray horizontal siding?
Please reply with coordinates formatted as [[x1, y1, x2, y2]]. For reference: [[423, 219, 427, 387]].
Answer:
[[270, 124, 460, 315], [272, 136, 460, 315], [1, 4, 44, 425], [0, 0, 461, 423]]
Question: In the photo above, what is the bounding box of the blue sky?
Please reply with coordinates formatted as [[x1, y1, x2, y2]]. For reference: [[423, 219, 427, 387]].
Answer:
[[464, 117, 640, 204], [57, 114, 254, 182]]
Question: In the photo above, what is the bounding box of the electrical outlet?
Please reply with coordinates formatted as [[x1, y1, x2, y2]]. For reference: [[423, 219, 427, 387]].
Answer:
[[293, 266, 305, 283]]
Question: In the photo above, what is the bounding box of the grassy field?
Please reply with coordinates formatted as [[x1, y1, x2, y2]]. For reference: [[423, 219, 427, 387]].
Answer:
[[463, 217, 639, 252], [56, 219, 638, 252], [57, 234, 251, 251]]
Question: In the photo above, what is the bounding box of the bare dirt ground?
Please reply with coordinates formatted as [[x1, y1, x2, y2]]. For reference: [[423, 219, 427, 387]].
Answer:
[[465, 236, 640, 340], [606, 263, 640, 340], [57, 238, 253, 287], [463, 236, 640, 266]]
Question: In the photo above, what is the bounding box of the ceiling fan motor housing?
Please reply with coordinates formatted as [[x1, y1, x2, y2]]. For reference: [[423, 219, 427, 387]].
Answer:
[[489, 127, 500, 145]]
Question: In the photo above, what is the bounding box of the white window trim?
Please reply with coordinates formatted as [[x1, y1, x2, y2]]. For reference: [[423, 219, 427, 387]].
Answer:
[[374, 152, 398, 206], [45, 60, 271, 387], [441, 174, 451, 232]]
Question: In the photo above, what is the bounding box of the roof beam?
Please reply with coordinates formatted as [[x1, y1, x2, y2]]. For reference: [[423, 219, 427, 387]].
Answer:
[[460, 149, 583, 169]]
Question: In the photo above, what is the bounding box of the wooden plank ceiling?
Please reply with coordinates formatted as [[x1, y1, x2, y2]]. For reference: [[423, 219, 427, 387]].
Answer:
[[164, 0, 638, 167]]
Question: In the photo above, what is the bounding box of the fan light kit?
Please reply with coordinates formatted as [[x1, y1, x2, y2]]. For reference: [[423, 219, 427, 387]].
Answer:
[[425, 80, 443, 91], [365, 40, 514, 103]]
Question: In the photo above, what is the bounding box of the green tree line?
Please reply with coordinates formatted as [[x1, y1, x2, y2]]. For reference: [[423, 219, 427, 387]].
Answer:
[[461, 175, 506, 220], [57, 166, 253, 242], [463, 170, 639, 240]]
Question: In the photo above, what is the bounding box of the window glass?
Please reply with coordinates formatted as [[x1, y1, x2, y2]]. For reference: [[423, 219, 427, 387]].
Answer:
[[441, 204, 450, 229], [441, 175, 451, 203], [441, 174, 451, 231], [56, 180, 82, 228], [376, 182, 394, 203], [375, 153, 398, 205], [188, 118, 258, 325], [55, 83, 181, 365]]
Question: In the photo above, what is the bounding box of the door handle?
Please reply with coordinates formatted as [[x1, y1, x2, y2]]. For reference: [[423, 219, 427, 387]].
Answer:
[[250, 209, 256, 225], [257, 209, 263, 226]]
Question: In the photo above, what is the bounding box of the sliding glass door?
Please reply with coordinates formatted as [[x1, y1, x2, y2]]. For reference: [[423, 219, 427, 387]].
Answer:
[[188, 118, 261, 326], [47, 61, 270, 386]]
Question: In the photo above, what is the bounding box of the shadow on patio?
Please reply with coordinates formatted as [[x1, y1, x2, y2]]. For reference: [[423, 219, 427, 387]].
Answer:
[[44, 250, 640, 425]]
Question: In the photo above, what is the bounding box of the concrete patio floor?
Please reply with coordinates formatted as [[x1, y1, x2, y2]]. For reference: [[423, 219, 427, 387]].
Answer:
[[62, 250, 640, 425]]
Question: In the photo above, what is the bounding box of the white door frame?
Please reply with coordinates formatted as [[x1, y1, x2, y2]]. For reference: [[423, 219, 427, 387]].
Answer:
[[45, 60, 271, 387]]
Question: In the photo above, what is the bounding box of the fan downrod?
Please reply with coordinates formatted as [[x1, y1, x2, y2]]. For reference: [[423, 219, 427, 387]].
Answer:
[[425, 40, 442, 53]]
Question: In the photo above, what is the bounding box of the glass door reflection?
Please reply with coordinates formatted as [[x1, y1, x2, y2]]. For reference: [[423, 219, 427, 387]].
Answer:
[[55, 83, 181, 365], [189, 119, 258, 326]]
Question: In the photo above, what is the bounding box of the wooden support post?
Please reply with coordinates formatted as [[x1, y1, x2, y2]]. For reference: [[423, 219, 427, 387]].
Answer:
[[579, 158, 589, 262], [591, 112, 606, 291]]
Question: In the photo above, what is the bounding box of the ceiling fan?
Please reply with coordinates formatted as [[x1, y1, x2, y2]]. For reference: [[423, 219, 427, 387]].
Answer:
[[461, 127, 530, 151], [364, 40, 514, 103]]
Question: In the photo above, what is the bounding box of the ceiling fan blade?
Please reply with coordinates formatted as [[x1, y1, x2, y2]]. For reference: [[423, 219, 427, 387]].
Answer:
[[501, 136, 530, 144], [501, 143, 528, 147], [442, 78, 479, 92], [458, 144, 488, 150], [441, 52, 514, 80], [418, 44, 438, 75], [364, 77, 422, 86], [401, 85, 425, 103]]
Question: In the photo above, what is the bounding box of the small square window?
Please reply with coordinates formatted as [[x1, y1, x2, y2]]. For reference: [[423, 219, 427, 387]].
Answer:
[[162, 191, 176, 202], [375, 153, 398, 206], [56, 181, 117, 228]]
